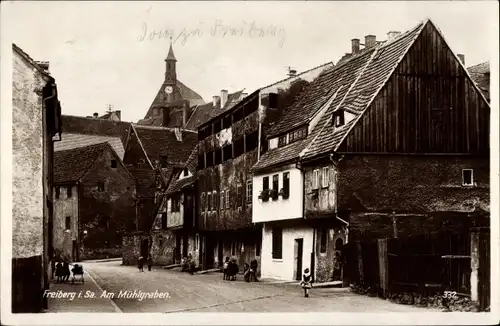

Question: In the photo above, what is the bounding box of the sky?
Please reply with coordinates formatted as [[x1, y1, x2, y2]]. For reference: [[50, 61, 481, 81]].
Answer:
[[2, 1, 498, 123]]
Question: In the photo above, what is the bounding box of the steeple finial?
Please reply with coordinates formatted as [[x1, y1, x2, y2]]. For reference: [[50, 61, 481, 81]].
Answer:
[[166, 37, 177, 61]]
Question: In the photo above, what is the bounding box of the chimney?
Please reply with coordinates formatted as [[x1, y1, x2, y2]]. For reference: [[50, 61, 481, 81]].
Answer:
[[457, 54, 465, 65], [351, 38, 360, 54], [365, 35, 376, 48], [387, 31, 401, 40], [212, 95, 221, 107], [93, 112, 99, 118], [115, 110, 121, 121], [287, 67, 297, 78], [220, 90, 228, 108]]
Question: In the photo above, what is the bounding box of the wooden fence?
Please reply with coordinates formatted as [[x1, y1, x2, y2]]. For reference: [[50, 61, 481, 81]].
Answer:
[[346, 230, 480, 302]]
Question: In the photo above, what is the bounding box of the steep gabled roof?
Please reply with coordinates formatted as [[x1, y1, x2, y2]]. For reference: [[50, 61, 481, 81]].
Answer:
[[468, 61, 490, 101], [165, 144, 198, 195], [132, 125, 198, 166], [54, 142, 109, 183], [302, 21, 426, 160]]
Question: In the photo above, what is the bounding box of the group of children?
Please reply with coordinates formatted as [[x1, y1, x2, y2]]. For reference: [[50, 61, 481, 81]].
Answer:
[[52, 260, 84, 284], [222, 257, 239, 281]]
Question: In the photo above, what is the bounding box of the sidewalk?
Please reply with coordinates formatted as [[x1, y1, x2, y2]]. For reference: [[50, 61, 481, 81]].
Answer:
[[46, 270, 121, 313]]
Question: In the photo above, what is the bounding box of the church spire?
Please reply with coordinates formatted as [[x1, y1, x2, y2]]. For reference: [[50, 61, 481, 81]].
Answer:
[[165, 38, 177, 62], [164, 37, 177, 84]]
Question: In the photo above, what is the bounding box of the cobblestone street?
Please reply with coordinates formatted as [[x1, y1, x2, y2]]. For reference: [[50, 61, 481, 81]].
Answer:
[[48, 261, 436, 313]]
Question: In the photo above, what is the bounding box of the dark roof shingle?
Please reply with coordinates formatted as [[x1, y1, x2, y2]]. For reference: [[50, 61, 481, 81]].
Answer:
[[468, 61, 490, 101], [54, 143, 108, 183], [61, 115, 131, 146]]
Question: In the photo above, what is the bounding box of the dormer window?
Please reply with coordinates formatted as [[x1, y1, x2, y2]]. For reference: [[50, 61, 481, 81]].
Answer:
[[278, 135, 287, 147], [333, 110, 345, 127], [269, 93, 278, 108]]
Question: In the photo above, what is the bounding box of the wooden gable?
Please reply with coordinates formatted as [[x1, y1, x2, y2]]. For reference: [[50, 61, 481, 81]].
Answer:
[[338, 20, 490, 155]]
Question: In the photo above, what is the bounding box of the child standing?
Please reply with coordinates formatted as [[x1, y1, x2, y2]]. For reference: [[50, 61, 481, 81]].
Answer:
[[223, 257, 230, 280], [300, 268, 312, 298]]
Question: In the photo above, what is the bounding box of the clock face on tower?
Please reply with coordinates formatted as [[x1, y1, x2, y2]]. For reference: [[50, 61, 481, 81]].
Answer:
[[165, 86, 173, 94]]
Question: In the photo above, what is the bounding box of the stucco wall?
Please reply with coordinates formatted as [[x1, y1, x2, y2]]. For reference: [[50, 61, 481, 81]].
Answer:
[[12, 50, 46, 259], [261, 224, 313, 281], [252, 167, 303, 223], [53, 185, 78, 260]]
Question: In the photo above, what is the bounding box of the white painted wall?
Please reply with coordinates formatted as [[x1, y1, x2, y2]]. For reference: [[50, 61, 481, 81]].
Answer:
[[252, 167, 303, 223], [261, 224, 314, 281]]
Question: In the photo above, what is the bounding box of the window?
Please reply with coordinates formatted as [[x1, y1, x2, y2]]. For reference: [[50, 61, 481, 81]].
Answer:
[[225, 190, 230, 209], [234, 137, 245, 158], [246, 180, 252, 203], [272, 174, 279, 200], [162, 213, 167, 229], [237, 185, 242, 208], [198, 154, 205, 169], [272, 227, 283, 259], [214, 120, 222, 133], [278, 135, 287, 147], [201, 192, 206, 211], [67, 186, 72, 198], [245, 131, 259, 153], [333, 110, 345, 127], [214, 149, 222, 165], [98, 182, 105, 192], [65, 216, 71, 230], [111, 159, 117, 168], [171, 198, 180, 212], [322, 167, 329, 187], [207, 192, 212, 211], [183, 168, 189, 177], [222, 115, 231, 129], [222, 145, 232, 162], [462, 169, 474, 186], [282, 172, 290, 199], [320, 229, 327, 253], [213, 191, 217, 210], [262, 176, 270, 202], [220, 190, 225, 210], [205, 152, 214, 167], [269, 93, 278, 108], [55, 186, 60, 199], [312, 169, 319, 189], [233, 108, 243, 123], [256, 241, 261, 257], [159, 236, 163, 247]]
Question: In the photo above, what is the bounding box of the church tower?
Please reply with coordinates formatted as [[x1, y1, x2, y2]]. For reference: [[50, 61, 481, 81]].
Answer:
[[164, 40, 177, 85]]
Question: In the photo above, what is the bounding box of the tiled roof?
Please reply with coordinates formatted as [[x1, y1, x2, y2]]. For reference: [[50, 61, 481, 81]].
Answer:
[[252, 19, 427, 171], [199, 90, 259, 128], [468, 61, 490, 101], [165, 144, 198, 194], [132, 125, 198, 166], [54, 143, 108, 183], [55, 133, 125, 160], [302, 21, 425, 159], [61, 115, 131, 146], [251, 139, 308, 172], [267, 52, 373, 138], [184, 102, 215, 130]]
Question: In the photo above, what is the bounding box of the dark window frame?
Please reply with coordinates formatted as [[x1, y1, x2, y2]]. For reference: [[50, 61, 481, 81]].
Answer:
[[462, 169, 474, 186], [65, 216, 71, 230], [282, 172, 290, 199], [162, 212, 167, 229], [320, 229, 327, 253], [278, 135, 287, 147], [272, 174, 279, 201], [111, 159, 117, 168]]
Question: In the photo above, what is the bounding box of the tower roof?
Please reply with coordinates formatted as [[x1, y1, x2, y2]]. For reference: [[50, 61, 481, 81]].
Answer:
[[165, 41, 177, 61]]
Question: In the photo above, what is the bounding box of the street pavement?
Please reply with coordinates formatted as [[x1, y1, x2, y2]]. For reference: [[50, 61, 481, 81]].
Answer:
[[44, 260, 436, 313]]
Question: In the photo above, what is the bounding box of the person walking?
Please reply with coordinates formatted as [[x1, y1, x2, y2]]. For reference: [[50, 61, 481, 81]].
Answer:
[[147, 254, 152, 271], [138, 256, 144, 272], [300, 268, 312, 298]]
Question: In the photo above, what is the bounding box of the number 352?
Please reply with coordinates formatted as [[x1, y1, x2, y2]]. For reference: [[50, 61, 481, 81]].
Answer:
[[443, 291, 458, 299]]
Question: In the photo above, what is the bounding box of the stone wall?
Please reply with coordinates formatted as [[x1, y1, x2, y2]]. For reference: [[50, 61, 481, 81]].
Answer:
[[150, 230, 176, 265], [122, 234, 142, 265], [315, 226, 347, 283]]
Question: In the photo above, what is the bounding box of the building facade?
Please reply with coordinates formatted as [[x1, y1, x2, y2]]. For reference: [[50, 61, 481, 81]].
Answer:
[[197, 63, 332, 271], [252, 18, 490, 283], [12, 44, 62, 312], [53, 142, 136, 261]]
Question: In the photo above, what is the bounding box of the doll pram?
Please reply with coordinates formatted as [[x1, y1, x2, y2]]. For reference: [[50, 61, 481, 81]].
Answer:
[[71, 264, 85, 284]]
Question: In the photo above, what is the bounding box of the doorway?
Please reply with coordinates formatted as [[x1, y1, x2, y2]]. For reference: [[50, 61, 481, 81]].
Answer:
[[217, 239, 224, 267], [294, 238, 304, 281], [182, 235, 188, 258], [140, 238, 149, 258]]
